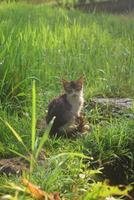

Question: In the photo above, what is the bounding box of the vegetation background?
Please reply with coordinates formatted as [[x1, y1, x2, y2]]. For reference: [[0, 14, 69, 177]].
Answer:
[[0, 0, 134, 199]]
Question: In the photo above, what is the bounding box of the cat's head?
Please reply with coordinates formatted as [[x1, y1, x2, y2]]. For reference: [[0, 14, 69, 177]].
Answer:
[[62, 77, 83, 98]]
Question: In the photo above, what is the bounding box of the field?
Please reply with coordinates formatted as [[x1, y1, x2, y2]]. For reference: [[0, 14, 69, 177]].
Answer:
[[0, 2, 134, 199]]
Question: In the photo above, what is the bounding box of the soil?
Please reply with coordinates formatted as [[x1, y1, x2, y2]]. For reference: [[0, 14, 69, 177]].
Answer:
[[0, 149, 46, 175]]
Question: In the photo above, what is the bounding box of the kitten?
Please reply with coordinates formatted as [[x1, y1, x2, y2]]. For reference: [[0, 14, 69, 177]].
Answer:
[[46, 77, 84, 136]]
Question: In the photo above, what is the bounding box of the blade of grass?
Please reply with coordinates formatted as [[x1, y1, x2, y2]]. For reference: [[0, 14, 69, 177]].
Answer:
[[5, 121, 23, 144], [9, 149, 30, 162], [35, 117, 55, 160], [0, 118, 29, 153], [31, 80, 36, 153], [49, 152, 92, 160], [0, 67, 8, 94], [35, 132, 48, 160], [6, 76, 39, 100]]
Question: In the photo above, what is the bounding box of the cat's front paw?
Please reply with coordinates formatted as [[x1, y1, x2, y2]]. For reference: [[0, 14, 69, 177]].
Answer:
[[83, 124, 90, 131], [68, 124, 77, 131]]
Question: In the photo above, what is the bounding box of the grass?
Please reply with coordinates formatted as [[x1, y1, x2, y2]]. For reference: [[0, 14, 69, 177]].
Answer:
[[0, 1, 134, 199]]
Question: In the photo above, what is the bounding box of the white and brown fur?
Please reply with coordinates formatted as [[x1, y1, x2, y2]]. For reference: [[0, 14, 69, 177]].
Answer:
[[46, 77, 84, 136]]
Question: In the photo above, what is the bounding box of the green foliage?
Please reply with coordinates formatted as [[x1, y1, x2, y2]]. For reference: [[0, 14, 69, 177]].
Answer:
[[0, 141, 5, 155], [0, 2, 133, 112], [0, 156, 132, 199], [83, 119, 134, 181], [81, 181, 132, 200], [0, 81, 53, 174], [0, 2, 134, 200]]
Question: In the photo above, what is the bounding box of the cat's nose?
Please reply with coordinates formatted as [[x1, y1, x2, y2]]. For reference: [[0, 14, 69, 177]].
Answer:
[[72, 93, 77, 97]]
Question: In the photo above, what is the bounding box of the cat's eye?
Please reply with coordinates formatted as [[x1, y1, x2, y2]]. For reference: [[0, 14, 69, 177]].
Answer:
[[64, 86, 72, 93], [76, 86, 81, 91], [67, 89, 73, 93]]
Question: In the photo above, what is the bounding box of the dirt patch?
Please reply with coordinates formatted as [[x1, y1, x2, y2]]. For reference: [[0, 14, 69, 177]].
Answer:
[[0, 149, 46, 175], [102, 158, 134, 199]]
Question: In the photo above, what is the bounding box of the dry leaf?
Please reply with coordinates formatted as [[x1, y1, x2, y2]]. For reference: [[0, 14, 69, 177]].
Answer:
[[53, 193, 61, 200], [21, 178, 60, 200], [22, 178, 47, 199]]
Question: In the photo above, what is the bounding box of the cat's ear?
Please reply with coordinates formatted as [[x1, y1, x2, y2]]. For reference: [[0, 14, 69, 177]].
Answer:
[[62, 78, 67, 84], [61, 79, 69, 88], [77, 76, 84, 84]]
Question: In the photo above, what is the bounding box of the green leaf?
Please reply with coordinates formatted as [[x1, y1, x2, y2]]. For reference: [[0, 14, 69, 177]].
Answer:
[[31, 80, 36, 153], [35, 117, 55, 160], [9, 149, 30, 162], [5, 121, 24, 145], [50, 152, 91, 160]]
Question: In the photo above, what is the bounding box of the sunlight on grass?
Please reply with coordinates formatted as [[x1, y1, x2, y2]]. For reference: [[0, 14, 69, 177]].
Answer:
[[0, 2, 133, 113], [0, 2, 134, 200], [0, 81, 52, 174]]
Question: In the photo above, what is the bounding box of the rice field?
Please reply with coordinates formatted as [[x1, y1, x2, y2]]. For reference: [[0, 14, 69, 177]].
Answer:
[[0, 2, 134, 199]]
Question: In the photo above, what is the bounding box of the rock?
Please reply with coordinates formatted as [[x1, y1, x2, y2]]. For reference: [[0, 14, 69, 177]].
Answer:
[[90, 98, 133, 109]]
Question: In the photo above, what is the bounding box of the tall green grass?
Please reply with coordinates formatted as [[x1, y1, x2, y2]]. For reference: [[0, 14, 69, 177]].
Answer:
[[0, 2, 134, 199], [0, 81, 133, 199], [0, 2, 134, 112]]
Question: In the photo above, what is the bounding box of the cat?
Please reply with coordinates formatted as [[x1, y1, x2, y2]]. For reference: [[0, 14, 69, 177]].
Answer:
[[45, 76, 84, 137]]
